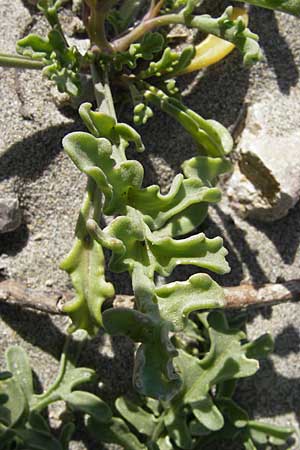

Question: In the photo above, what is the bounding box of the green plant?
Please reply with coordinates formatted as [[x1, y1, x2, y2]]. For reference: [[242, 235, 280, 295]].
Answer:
[[0, 0, 299, 448]]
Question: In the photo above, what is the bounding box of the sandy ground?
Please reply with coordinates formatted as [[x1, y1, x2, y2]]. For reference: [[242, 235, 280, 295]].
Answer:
[[1, 1, 300, 448]]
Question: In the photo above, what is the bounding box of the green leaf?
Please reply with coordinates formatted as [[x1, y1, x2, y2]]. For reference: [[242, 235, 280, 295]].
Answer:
[[64, 390, 112, 422], [182, 156, 232, 185], [217, 398, 249, 428], [236, 0, 300, 16], [79, 103, 145, 152], [103, 307, 182, 401], [145, 87, 233, 156], [28, 412, 51, 433], [17, 28, 81, 96], [164, 406, 192, 449], [183, 312, 258, 429], [114, 32, 165, 70], [60, 235, 115, 334], [87, 416, 148, 450], [116, 396, 158, 435], [128, 175, 221, 230], [14, 427, 63, 450], [133, 102, 154, 125], [17, 34, 53, 59], [243, 333, 274, 359], [62, 132, 144, 215], [92, 211, 229, 278], [138, 45, 195, 80], [33, 332, 94, 407], [192, 396, 224, 431], [6, 346, 34, 403], [189, 7, 262, 65], [155, 273, 225, 330], [248, 420, 294, 445], [0, 375, 26, 427], [59, 422, 75, 450]]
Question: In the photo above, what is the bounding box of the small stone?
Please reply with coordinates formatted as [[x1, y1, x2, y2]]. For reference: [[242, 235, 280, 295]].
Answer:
[[227, 102, 300, 222], [0, 197, 22, 233], [45, 279, 54, 287]]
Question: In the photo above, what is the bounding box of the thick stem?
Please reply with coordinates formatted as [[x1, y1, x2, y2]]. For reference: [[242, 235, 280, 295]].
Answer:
[[0, 53, 44, 70], [85, 0, 115, 51]]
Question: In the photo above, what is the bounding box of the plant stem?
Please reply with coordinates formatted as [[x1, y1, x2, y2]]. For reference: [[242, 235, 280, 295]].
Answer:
[[85, 0, 115, 51], [112, 8, 248, 52], [0, 53, 44, 70], [112, 13, 181, 52], [91, 62, 117, 118], [2, 279, 300, 315]]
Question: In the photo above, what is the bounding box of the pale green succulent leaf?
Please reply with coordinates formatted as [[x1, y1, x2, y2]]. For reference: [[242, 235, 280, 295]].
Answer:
[[17, 34, 53, 59], [164, 406, 192, 449], [248, 420, 294, 445], [0, 377, 26, 427], [100, 212, 229, 277], [192, 396, 224, 431], [117, 222, 227, 276], [6, 346, 34, 404], [114, 32, 165, 70], [63, 131, 144, 214], [79, 103, 144, 152], [243, 333, 274, 359], [145, 87, 232, 156], [103, 307, 181, 401], [64, 391, 112, 423], [14, 427, 63, 450], [116, 396, 158, 435], [182, 156, 232, 185], [153, 202, 209, 238], [189, 7, 262, 65], [217, 398, 249, 428], [128, 174, 221, 230], [185, 313, 258, 406], [155, 273, 225, 330], [87, 416, 148, 450], [149, 232, 230, 276], [236, 0, 300, 16], [17, 29, 81, 96], [139, 47, 187, 79], [60, 237, 115, 334], [33, 331, 94, 406]]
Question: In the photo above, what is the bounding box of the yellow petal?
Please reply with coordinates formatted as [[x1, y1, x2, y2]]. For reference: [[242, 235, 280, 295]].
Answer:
[[182, 7, 248, 74]]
